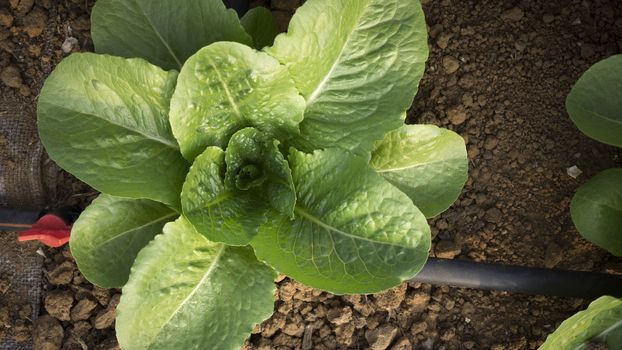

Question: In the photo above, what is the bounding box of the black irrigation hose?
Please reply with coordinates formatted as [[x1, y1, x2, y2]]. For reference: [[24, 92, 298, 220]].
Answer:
[[2, 208, 621, 299], [414, 258, 622, 299], [0, 208, 39, 231], [222, 0, 250, 17]]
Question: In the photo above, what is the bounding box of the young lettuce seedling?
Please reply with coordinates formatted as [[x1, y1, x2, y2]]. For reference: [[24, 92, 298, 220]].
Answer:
[[539, 55, 622, 350], [565, 54, 622, 257], [37, 0, 468, 348]]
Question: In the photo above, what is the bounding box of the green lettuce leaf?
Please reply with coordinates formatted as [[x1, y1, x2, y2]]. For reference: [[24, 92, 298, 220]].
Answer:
[[70, 194, 177, 288], [241, 6, 280, 49], [539, 296, 622, 350], [224, 128, 295, 216], [169, 42, 305, 161], [266, 0, 429, 154], [251, 148, 431, 294], [571, 168, 622, 256], [91, 0, 252, 70], [37, 53, 189, 209], [566, 54, 622, 148], [117, 217, 276, 350], [181, 147, 268, 246], [370, 125, 468, 218]]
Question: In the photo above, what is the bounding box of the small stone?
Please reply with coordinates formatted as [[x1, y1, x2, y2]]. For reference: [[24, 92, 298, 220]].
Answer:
[[93, 307, 115, 330], [93, 294, 119, 329], [442, 56, 460, 74], [47, 261, 75, 285], [436, 33, 451, 49], [91, 286, 110, 306], [447, 106, 467, 125], [544, 242, 563, 268], [71, 298, 98, 321], [467, 145, 480, 159], [0, 277, 9, 294], [327, 306, 352, 326], [407, 292, 430, 310], [0, 307, 9, 326], [279, 281, 297, 301], [566, 165, 582, 179], [410, 320, 428, 335], [366, 325, 399, 350], [484, 137, 499, 150], [261, 313, 286, 337], [391, 338, 412, 350], [11, 0, 35, 16], [71, 321, 92, 338], [302, 325, 314, 350], [0, 9, 14, 27], [435, 240, 461, 259], [282, 322, 305, 337], [33, 315, 64, 350], [543, 15, 555, 24], [1, 66, 22, 88], [335, 323, 356, 346], [22, 7, 47, 38], [18, 84, 31, 97], [502, 7, 524, 22], [44, 290, 74, 321], [485, 208, 502, 224], [61, 37, 79, 54], [374, 283, 407, 311]]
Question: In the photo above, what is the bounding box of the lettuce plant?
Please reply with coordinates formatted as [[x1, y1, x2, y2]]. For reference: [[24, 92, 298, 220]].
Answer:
[[539, 54, 622, 350], [37, 0, 468, 348], [540, 296, 622, 349], [566, 54, 622, 257]]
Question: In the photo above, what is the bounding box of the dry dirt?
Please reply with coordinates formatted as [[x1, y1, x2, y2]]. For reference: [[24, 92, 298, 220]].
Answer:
[[1, 0, 621, 349]]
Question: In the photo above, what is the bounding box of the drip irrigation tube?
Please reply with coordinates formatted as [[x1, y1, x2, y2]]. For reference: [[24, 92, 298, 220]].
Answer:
[[414, 258, 622, 299], [3, 208, 621, 299]]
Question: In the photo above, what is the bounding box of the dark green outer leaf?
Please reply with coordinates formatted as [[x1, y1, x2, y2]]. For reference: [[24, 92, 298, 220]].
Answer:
[[570, 168, 622, 256], [251, 148, 431, 294], [267, 0, 429, 154], [539, 296, 622, 349], [566, 54, 622, 148], [181, 147, 268, 246], [91, 0, 252, 70], [117, 217, 277, 350], [70, 194, 177, 288], [370, 125, 468, 218], [169, 42, 305, 161], [241, 7, 280, 49], [37, 53, 189, 209]]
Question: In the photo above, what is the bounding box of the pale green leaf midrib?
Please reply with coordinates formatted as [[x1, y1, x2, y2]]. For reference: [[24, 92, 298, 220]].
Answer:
[[374, 155, 463, 173], [571, 101, 622, 126], [575, 193, 622, 213], [592, 318, 622, 343], [205, 55, 244, 120], [135, 0, 183, 69], [305, 1, 370, 106], [187, 192, 234, 214], [149, 243, 225, 346], [294, 205, 416, 249], [94, 212, 178, 249], [43, 102, 180, 150]]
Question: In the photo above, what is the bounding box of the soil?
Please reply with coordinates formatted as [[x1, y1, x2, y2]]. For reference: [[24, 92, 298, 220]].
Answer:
[[1, 0, 621, 349], [0, 233, 40, 350]]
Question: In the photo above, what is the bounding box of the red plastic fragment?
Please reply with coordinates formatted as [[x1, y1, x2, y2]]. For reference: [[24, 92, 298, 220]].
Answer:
[[17, 214, 72, 248]]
